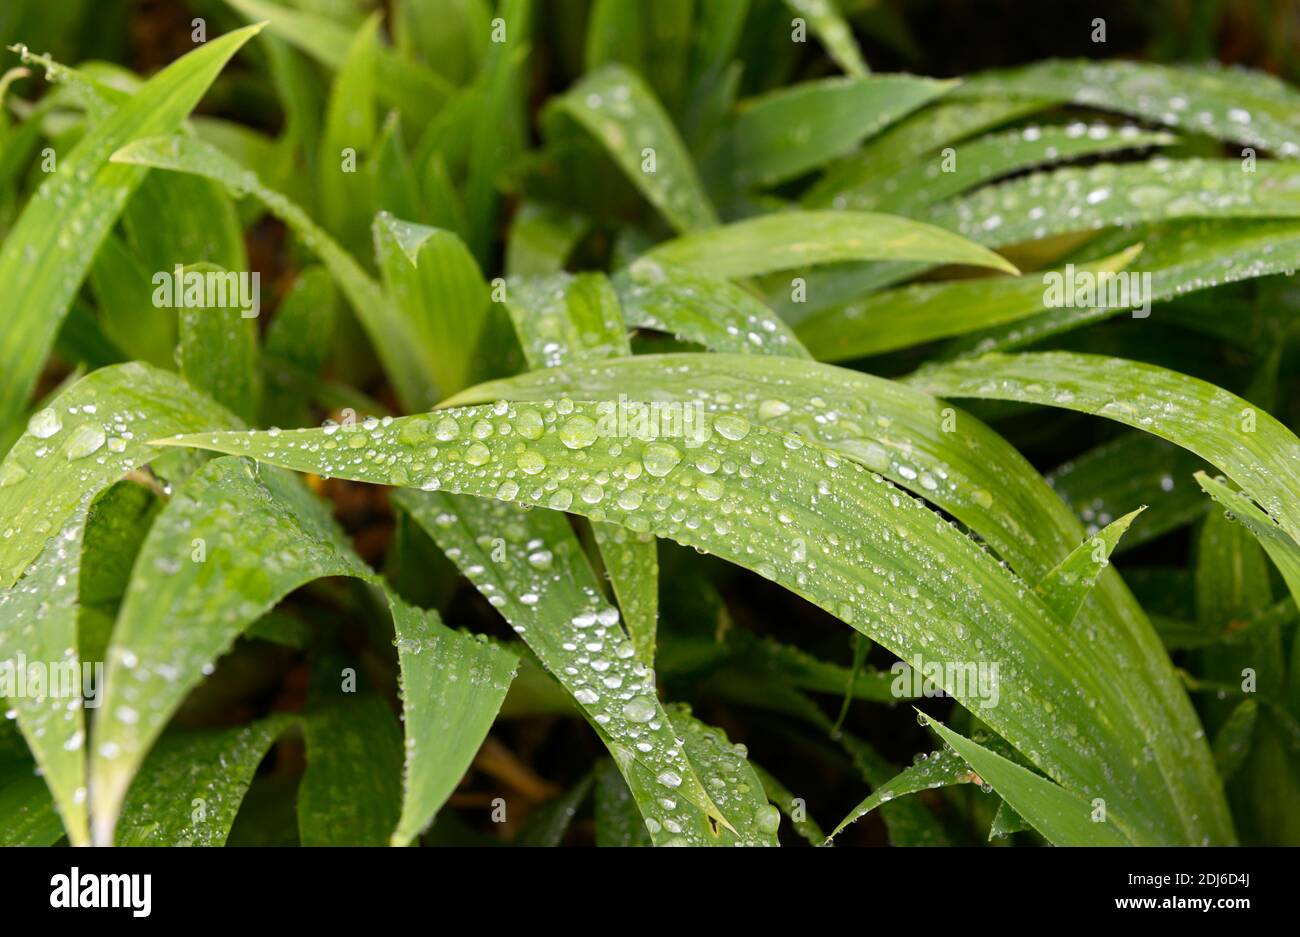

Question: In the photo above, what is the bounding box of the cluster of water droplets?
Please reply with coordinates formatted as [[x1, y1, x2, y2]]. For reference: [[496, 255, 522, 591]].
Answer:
[[616, 258, 805, 357]]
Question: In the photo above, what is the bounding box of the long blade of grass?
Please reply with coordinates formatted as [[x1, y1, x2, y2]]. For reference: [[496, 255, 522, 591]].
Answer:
[[1047, 433, 1209, 553], [946, 220, 1300, 357], [909, 351, 1300, 544], [549, 64, 719, 233], [844, 124, 1175, 215], [176, 264, 262, 424], [921, 713, 1131, 845], [1196, 473, 1300, 608], [224, 0, 451, 123], [712, 76, 952, 189], [0, 721, 63, 846], [0, 24, 262, 432], [797, 246, 1140, 361], [374, 213, 490, 400], [804, 95, 1054, 208], [389, 595, 517, 846], [783, 0, 869, 76], [928, 158, 1300, 250], [619, 705, 779, 846], [645, 209, 1018, 278], [0, 503, 94, 844], [957, 59, 1300, 156], [500, 271, 660, 665]]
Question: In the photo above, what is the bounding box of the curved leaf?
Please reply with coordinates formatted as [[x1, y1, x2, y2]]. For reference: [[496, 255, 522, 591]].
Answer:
[[646, 209, 1019, 278]]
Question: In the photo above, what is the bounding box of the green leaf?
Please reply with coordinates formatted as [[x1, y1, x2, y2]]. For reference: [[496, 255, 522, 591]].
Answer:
[[584, 0, 695, 119], [123, 170, 247, 276], [797, 245, 1140, 361], [0, 503, 94, 844], [299, 692, 403, 846], [619, 706, 779, 846], [921, 713, 1131, 845], [262, 267, 338, 427], [645, 210, 1019, 278], [1195, 473, 1300, 609], [317, 12, 380, 252], [946, 221, 1300, 356], [1213, 699, 1259, 783], [827, 744, 974, 842], [989, 800, 1032, 840], [928, 159, 1300, 250], [176, 263, 263, 425], [804, 95, 1053, 208], [389, 490, 728, 835], [394, 0, 490, 87], [463, 0, 532, 262], [1036, 509, 1143, 625], [111, 134, 438, 411], [87, 234, 175, 368], [750, 761, 824, 844], [713, 76, 952, 189], [0, 23, 262, 432], [550, 64, 719, 233], [958, 59, 1300, 156], [115, 714, 296, 846], [162, 395, 1214, 844], [374, 213, 490, 400], [390, 595, 517, 846], [782, 0, 869, 76], [440, 351, 1230, 843], [616, 258, 810, 358], [909, 352, 1300, 546], [848, 124, 1174, 215], [0, 362, 240, 591], [500, 271, 660, 667], [504, 272, 627, 372], [730, 630, 898, 702], [89, 457, 371, 844], [593, 758, 651, 846]]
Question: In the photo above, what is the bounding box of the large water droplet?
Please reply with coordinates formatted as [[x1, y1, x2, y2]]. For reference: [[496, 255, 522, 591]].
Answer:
[[516, 409, 544, 440], [64, 424, 106, 460], [622, 696, 657, 723], [642, 442, 681, 477], [27, 408, 62, 439], [518, 450, 547, 475], [713, 414, 750, 441], [558, 415, 599, 449]]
